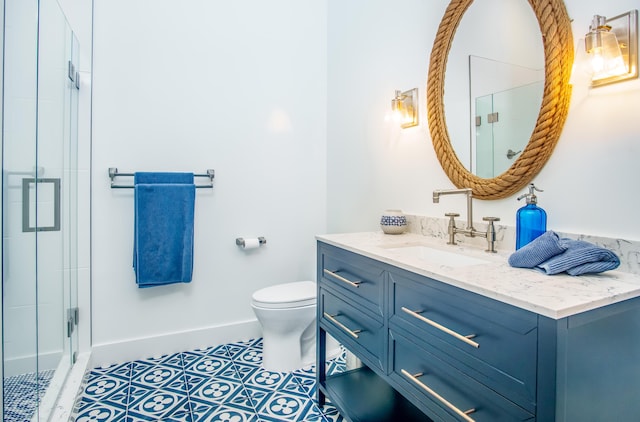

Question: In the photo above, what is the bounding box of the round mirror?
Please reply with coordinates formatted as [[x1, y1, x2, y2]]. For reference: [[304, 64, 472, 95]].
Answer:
[[427, 0, 574, 200]]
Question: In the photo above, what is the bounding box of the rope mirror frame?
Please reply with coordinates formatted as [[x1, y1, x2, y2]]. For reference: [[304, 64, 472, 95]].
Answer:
[[427, 0, 574, 200]]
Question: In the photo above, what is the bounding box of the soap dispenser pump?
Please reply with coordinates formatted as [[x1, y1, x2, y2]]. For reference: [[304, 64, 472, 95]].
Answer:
[[515, 183, 547, 250]]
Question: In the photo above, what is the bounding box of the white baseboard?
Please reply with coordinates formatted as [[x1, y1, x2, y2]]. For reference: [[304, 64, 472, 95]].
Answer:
[[90, 319, 262, 368], [3, 350, 62, 377]]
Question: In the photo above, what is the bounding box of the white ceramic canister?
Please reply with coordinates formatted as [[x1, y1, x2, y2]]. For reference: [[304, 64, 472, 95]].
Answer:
[[380, 209, 407, 234]]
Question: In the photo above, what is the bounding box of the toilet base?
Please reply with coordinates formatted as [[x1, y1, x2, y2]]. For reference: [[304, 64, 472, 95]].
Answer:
[[262, 330, 342, 372]]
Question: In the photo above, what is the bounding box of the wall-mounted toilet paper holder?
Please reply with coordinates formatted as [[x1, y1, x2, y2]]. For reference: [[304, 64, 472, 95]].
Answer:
[[236, 237, 267, 247]]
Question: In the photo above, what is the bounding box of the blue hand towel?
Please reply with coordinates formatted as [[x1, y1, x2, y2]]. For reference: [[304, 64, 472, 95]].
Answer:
[[508, 231, 567, 268], [133, 172, 195, 288], [537, 239, 620, 276], [508, 231, 620, 276]]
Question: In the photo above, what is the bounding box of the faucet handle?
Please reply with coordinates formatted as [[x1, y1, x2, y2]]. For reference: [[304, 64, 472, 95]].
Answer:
[[482, 217, 500, 253], [444, 213, 460, 245], [482, 217, 500, 222]]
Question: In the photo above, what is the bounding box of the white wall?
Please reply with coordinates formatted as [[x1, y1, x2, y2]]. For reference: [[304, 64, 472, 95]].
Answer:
[[327, 0, 640, 241], [91, 0, 327, 364], [85, 0, 640, 364]]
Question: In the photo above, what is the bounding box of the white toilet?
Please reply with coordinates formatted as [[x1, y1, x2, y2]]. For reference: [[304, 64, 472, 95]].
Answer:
[[251, 280, 338, 372]]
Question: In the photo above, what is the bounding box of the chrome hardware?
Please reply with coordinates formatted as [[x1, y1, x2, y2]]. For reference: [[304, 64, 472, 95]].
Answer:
[[108, 167, 215, 189], [487, 112, 499, 123], [401, 369, 476, 422], [235, 237, 266, 247], [68, 60, 75, 82], [444, 213, 460, 245], [433, 188, 500, 252], [323, 269, 361, 288], [323, 312, 362, 339], [401, 307, 480, 348], [506, 149, 521, 159], [22, 178, 61, 232], [482, 217, 500, 253]]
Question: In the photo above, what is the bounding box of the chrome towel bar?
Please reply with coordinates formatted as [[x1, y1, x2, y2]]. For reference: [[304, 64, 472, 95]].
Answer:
[[108, 167, 215, 189]]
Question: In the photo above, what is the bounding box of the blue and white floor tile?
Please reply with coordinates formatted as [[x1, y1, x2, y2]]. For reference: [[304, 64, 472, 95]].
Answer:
[[75, 339, 345, 421]]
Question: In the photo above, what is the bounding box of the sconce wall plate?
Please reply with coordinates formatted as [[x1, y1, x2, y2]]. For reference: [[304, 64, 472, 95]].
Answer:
[[393, 88, 419, 128], [591, 10, 637, 87]]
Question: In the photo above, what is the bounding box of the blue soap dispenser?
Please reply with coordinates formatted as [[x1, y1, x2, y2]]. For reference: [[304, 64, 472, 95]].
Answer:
[[515, 183, 547, 250]]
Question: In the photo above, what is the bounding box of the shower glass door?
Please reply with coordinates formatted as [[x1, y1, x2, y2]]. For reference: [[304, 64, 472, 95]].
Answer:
[[2, 0, 80, 420]]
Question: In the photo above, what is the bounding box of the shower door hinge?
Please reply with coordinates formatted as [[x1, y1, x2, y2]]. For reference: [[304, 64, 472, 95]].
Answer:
[[72, 352, 78, 364], [67, 307, 79, 338], [68, 60, 76, 82], [487, 112, 499, 123], [67, 317, 74, 337]]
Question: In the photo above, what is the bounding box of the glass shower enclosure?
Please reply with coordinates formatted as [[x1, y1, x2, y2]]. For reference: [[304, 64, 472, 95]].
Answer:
[[2, 0, 80, 420]]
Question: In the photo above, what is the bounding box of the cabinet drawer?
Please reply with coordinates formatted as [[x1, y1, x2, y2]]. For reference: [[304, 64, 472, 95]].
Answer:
[[389, 270, 537, 411], [319, 288, 385, 372], [390, 330, 534, 422], [319, 243, 385, 317]]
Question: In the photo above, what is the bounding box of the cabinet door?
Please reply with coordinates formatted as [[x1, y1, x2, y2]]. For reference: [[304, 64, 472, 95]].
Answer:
[[319, 244, 385, 317], [389, 270, 538, 411], [319, 288, 386, 372], [390, 330, 535, 422]]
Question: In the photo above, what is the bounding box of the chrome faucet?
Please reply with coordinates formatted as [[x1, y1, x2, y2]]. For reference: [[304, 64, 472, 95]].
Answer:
[[432, 188, 500, 252]]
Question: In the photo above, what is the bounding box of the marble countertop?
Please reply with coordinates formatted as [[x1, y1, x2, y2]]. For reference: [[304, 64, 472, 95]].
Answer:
[[316, 232, 640, 319]]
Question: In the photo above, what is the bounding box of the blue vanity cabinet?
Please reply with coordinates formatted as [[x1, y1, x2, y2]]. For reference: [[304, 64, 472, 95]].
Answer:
[[387, 268, 536, 421], [320, 246, 386, 318], [388, 268, 538, 413], [319, 287, 386, 372], [317, 243, 430, 421], [389, 329, 535, 421], [316, 240, 640, 422]]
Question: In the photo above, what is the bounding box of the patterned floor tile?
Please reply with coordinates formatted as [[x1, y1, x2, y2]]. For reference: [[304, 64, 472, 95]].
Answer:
[[189, 376, 244, 404], [127, 387, 190, 421], [76, 338, 345, 422], [196, 403, 261, 422], [243, 368, 295, 392], [74, 401, 127, 422], [255, 391, 316, 421]]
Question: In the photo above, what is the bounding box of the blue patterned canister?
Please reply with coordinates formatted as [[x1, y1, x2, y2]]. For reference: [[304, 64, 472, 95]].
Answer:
[[380, 210, 407, 234]]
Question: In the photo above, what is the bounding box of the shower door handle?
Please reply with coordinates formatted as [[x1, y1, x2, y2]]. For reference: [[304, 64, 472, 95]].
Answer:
[[22, 177, 61, 232]]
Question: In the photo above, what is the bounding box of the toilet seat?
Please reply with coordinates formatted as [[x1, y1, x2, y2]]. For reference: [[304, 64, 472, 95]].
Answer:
[[252, 281, 316, 309]]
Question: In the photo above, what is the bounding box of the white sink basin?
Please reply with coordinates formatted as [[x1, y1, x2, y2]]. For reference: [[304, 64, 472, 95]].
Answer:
[[384, 245, 490, 268]]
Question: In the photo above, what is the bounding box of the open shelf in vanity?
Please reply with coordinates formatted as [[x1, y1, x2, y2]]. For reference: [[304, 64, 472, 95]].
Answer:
[[320, 366, 428, 422], [316, 233, 640, 422]]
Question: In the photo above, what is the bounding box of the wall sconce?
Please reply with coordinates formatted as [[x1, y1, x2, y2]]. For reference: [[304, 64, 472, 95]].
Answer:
[[391, 88, 419, 128], [583, 10, 637, 87]]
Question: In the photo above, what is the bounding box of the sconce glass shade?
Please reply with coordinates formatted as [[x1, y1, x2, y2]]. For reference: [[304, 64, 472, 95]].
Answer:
[[581, 11, 638, 87], [391, 88, 418, 128], [585, 16, 627, 81]]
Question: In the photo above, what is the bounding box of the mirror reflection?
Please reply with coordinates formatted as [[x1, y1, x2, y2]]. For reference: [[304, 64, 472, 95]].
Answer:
[[471, 57, 543, 178], [444, 0, 544, 178]]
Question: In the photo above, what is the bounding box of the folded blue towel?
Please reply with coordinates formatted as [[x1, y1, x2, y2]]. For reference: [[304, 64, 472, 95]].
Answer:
[[537, 239, 620, 276], [133, 172, 195, 288], [508, 231, 567, 268], [509, 231, 620, 276]]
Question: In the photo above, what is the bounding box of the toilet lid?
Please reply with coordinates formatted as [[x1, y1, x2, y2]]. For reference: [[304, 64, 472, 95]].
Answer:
[[252, 281, 316, 309]]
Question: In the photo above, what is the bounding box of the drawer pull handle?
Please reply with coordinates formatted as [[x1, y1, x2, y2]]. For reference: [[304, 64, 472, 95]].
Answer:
[[401, 307, 480, 349], [323, 312, 362, 339], [323, 269, 361, 288], [401, 369, 476, 422]]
